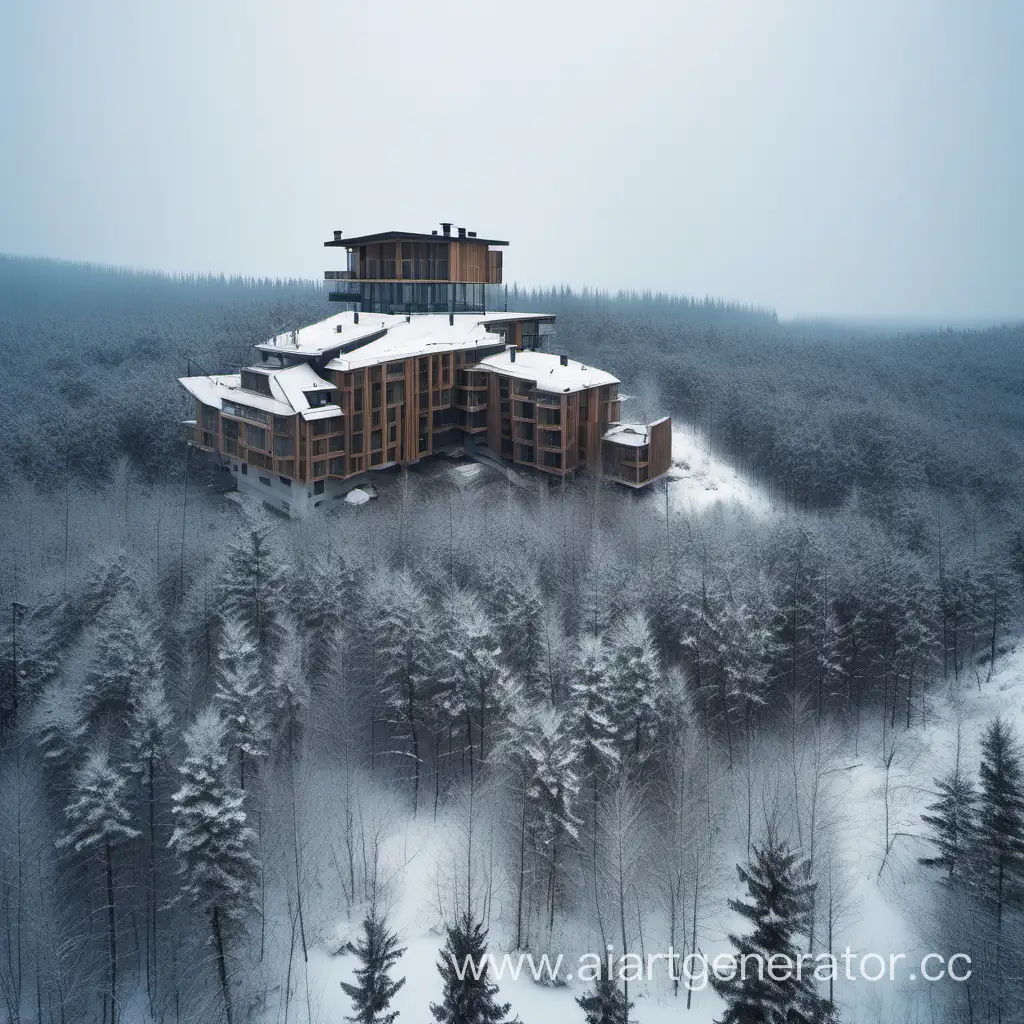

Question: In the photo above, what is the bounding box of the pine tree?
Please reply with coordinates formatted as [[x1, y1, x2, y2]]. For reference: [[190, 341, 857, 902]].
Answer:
[[59, 745, 140, 1024], [217, 523, 286, 653], [83, 594, 164, 724], [606, 611, 664, 762], [214, 611, 268, 789], [483, 560, 543, 694], [265, 615, 310, 759], [919, 734, 975, 882], [430, 910, 518, 1023], [341, 904, 407, 1024], [169, 708, 259, 1024], [576, 959, 635, 1024], [371, 570, 435, 814], [567, 635, 618, 812], [711, 829, 823, 1024], [125, 675, 172, 1005], [973, 715, 1024, 1020]]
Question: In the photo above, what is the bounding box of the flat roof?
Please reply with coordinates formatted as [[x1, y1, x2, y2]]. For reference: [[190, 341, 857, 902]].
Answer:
[[325, 230, 509, 247], [257, 310, 555, 362], [473, 349, 619, 394]]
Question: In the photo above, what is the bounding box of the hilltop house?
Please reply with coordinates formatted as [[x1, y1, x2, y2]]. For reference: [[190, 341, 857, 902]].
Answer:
[[180, 224, 672, 516]]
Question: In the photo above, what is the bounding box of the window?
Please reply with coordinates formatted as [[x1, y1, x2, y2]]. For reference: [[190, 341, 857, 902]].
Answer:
[[371, 451, 383, 466], [517, 444, 535, 463], [354, 387, 364, 412], [349, 455, 363, 472], [313, 460, 326, 477], [241, 463, 248, 475], [274, 435, 294, 457], [201, 405, 219, 431], [351, 433, 363, 451], [241, 370, 273, 397], [370, 430, 382, 450], [385, 382, 404, 405], [542, 450, 562, 469], [245, 424, 266, 450], [305, 390, 330, 409], [279, 475, 291, 487], [388, 424, 397, 444], [386, 361, 404, 377], [350, 413, 363, 433], [259, 476, 271, 486], [281, 500, 290, 513], [314, 480, 325, 495], [222, 400, 270, 423], [329, 435, 344, 452], [222, 418, 240, 440], [273, 415, 291, 433], [439, 388, 451, 405]]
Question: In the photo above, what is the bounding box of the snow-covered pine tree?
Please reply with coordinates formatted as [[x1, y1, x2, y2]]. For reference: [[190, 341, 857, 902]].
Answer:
[[436, 589, 502, 773], [58, 744, 140, 1024], [483, 560, 543, 695], [372, 569, 435, 814], [214, 611, 268, 790], [32, 682, 88, 791], [606, 611, 664, 763], [216, 522, 286, 654], [710, 828, 823, 1024], [576, 958, 635, 1024], [341, 903, 407, 1024], [430, 909, 519, 1024], [919, 731, 975, 882], [526, 707, 582, 932], [288, 549, 355, 680], [169, 708, 259, 1024], [567, 634, 619, 812], [125, 674, 172, 1003], [265, 615, 310, 760], [82, 593, 164, 725], [973, 715, 1024, 1019]]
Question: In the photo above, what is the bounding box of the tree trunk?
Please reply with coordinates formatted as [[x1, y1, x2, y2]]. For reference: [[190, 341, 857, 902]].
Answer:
[[105, 843, 117, 1024], [212, 906, 232, 1024]]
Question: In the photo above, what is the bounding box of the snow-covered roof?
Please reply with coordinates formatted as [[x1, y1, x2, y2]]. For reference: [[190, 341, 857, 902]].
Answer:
[[472, 349, 619, 394], [256, 310, 554, 364], [179, 362, 338, 418], [603, 423, 652, 447]]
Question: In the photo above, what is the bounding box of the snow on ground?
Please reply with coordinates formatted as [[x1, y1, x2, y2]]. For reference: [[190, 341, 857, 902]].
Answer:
[[666, 425, 773, 517], [281, 640, 1024, 1024]]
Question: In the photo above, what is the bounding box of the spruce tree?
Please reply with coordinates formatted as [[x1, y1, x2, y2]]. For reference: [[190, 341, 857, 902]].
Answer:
[[214, 611, 268, 789], [973, 715, 1024, 1019], [430, 910, 518, 1024], [576, 959, 635, 1024], [606, 611, 664, 761], [59, 745, 140, 1024], [169, 708, 259, 1024], [711, 829, 823, 1024], [217, 523, 286, 653], [341, 904, 407, 1024], [919, 736, 975, 882]]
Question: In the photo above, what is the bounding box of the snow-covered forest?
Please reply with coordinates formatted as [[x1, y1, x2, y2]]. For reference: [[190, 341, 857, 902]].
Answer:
[[2, 255, 1024, 1024]]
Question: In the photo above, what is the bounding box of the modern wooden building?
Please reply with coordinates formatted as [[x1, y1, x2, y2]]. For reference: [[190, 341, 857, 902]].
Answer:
[[180, 224, 672, 515]]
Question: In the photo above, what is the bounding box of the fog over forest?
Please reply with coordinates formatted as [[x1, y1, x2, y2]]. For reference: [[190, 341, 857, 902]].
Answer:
[[2, 255, 1024, 1024]]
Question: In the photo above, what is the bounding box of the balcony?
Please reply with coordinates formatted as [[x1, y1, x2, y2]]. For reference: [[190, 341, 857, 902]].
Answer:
[[184, 421, 217, 452]]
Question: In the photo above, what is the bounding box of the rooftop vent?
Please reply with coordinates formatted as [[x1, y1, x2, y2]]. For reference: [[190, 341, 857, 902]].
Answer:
[[354, 311, 359, 325], [457, 227, 466, 238], [432, 229, 438, 235], [508, 345, 516, 363], [560, 353, 568, 366], [467, 231, 477, 238], [449, 313, 454, 326], [333, 230, 343, 241], [441, 222, 452, 236], [335, 324, 344, 333]]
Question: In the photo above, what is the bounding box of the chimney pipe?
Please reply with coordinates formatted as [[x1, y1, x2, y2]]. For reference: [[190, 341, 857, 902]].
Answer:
[[457, 227, 466, 239], [467, 231, 477, 237], [449, 313, 454, 326], [441, 222, 452, 236], [560, 353, 568, 366], [336, 324, 344, 333], [354, 311, 359, 324], [333, 230, 343, 241], [508, 345, 516, 363]]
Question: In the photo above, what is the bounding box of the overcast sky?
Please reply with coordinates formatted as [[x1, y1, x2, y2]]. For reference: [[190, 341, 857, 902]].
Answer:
[[1, 0, 1020, 320]]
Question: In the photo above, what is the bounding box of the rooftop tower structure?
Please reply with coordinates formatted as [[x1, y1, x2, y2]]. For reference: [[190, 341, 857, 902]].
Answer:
[[324, 223, 505, 315]]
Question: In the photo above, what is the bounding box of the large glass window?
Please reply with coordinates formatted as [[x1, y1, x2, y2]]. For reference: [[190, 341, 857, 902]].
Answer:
[[245, 424, 266, 449]]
